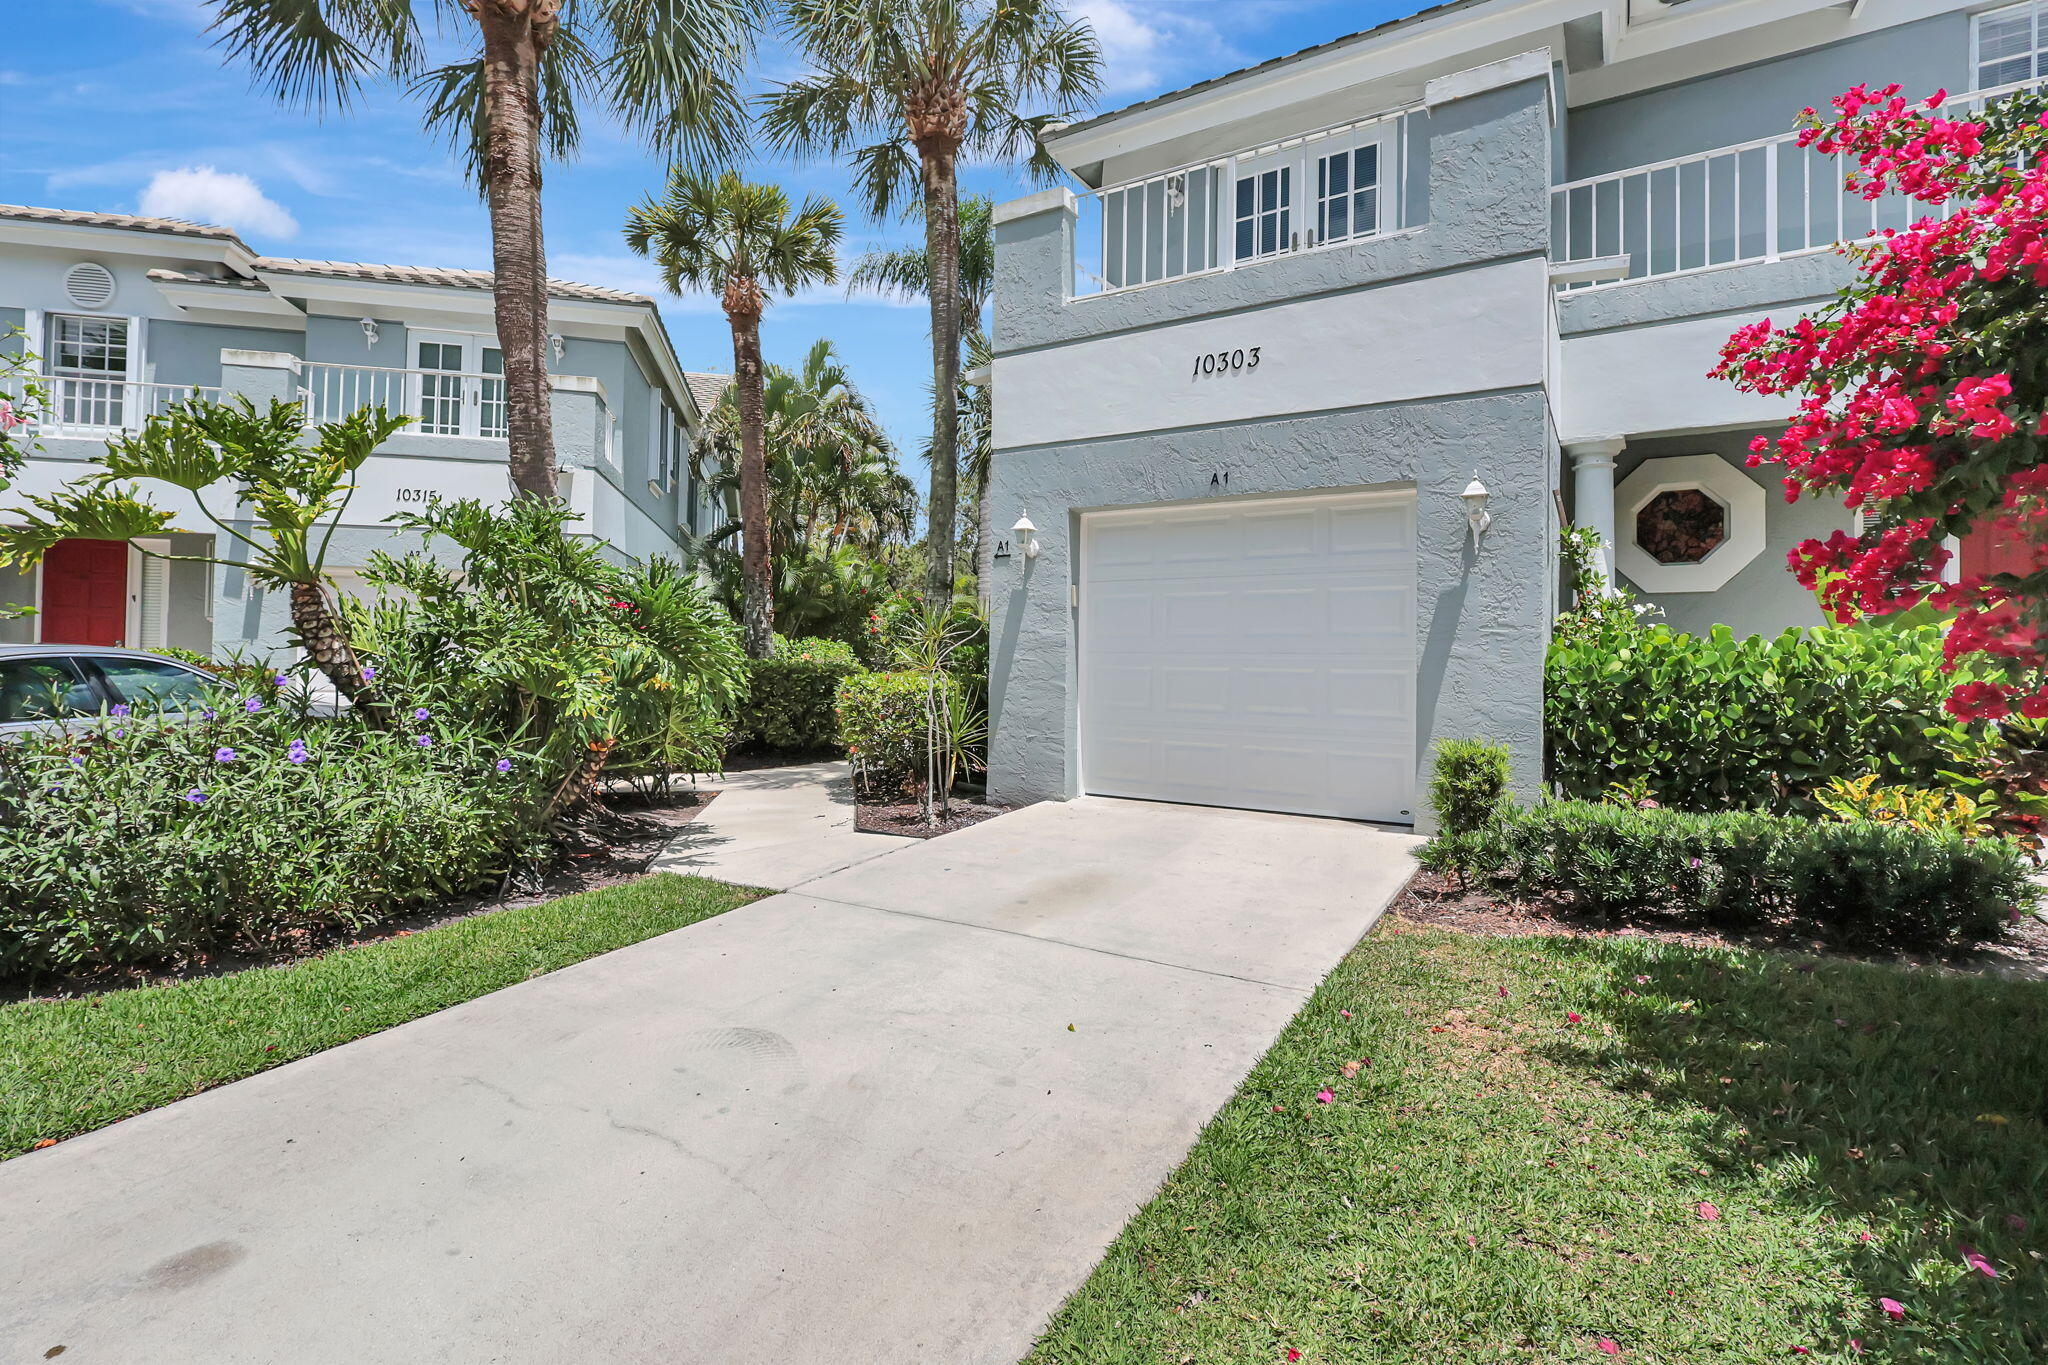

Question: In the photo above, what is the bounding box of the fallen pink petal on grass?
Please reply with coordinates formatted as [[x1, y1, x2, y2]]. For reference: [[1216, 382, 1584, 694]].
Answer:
[[1285, 1350, 1302, 1363], [1314, 1088, 1335, 1106], [1566, 1012, 1583, 1024], [1960, 1244, 1998, 1278], [1879, 1298, 1905, 1321], [1498, 985, 1509, 998], [2007, 1213, 2028, 1232], [1595, 1338, 1621, 1357], [1339, 1010, 1352, 1019], [1695, 1202, 1721, 1221]]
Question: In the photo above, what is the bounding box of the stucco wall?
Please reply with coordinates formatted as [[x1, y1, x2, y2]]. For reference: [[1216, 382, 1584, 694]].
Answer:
[[1566, 13, 1972, 180], [1603, 429, 1846, 639], [988, 66, 1558, 819]]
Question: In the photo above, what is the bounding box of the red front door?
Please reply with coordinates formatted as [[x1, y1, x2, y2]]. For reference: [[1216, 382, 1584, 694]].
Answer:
[[41, 539, 128, 646]]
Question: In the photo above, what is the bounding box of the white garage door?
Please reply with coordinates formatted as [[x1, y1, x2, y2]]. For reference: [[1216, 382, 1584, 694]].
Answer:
[[1079, 489, 1417, 823]]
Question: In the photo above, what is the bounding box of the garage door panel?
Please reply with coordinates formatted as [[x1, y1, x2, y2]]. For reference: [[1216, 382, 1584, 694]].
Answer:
[[1081, 489, 1417, 825]]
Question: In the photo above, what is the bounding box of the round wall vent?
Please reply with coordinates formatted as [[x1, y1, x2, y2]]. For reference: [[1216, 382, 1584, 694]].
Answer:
[[63, 261, 118, 309]]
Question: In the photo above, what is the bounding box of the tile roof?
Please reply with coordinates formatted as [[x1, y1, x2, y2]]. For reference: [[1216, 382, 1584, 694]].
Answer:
[[254, 257, 656, 306], [145, 267, 270, 290], [1054, 0, 1485, 140], [0, 202, 244, 242], [685, 371, 734, 414]]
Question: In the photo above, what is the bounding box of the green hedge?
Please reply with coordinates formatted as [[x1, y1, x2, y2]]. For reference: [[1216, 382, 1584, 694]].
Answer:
[[835, 670, 958, 784], [1547, 616, 1977, 811], [736, 636, 864, 752], [1425, 799, 2034, 949]]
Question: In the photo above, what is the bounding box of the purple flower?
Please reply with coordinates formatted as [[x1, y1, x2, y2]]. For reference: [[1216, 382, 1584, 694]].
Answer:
[[110, 703, 131, 718], [242, 697, 263, 714], [273, 672, 290, 686], [360, 664, 376, 682], [495, 758, 512, 773], [68, 754, 84, 767], [201, 708, 217, 721], [184, 789, 207, 804], [413, 707, 431, 722], [214, 747, 237, 763], [414, 734, 434, 748], [112, 728, 125, 739], [287, 740, 309, 765]]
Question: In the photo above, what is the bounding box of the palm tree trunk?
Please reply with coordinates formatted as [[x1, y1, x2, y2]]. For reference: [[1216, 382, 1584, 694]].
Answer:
[[919, 145, 963, 603], [287, 579, 382, 722], [474, 1, 559, 500], [729, 303, 774, 658]]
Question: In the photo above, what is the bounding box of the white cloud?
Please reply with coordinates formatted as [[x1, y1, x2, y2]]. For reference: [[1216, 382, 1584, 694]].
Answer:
[[1069, 0, 1239, 97], [137, 165, 298, 241]]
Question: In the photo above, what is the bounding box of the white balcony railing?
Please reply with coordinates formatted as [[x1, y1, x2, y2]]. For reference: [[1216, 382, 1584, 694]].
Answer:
[[1074, 105, 1416, 298], [1551, 77, 2047, 289], [22, 377, 225, 436], [298, 360, 508, 439]]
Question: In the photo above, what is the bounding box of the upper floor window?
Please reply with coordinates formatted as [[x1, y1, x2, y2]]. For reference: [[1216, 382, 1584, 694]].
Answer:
[[46, 314, 132, 428], [651, 396, 685, 494], [1977, 1, 2048, 88], [410, 332, 505, 439]]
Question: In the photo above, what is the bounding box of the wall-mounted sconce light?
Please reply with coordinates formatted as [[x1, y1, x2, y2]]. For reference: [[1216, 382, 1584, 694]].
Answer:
[[1012, 511, 1040, 562], [358, 317, 379, 349], [1461, 474, 1492, 547], [549, 333, 567, 364]]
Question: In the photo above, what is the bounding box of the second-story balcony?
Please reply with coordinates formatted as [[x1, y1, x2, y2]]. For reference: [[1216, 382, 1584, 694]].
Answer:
[[1072, 104, 1418, 298], [299, 359, 509, 439], [1550, 76, 2046, 290], [25, 377, 225, 438]]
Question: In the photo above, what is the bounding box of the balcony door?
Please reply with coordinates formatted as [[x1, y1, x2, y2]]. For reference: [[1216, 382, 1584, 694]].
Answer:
[[1232, 151, 1294, 265], [410, 331, 507, 438]]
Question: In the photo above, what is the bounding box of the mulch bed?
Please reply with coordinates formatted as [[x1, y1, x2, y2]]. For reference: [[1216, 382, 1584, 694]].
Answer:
[[855, 797, 1010, 839], [1391, 867, 2048, 978]]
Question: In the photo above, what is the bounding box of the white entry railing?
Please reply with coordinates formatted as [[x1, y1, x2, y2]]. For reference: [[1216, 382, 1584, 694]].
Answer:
[[25, 377, 224, 436], [1074, 104, 1416, 297], [1551, 77, 2048, 289], [298, 360, 508, 439]]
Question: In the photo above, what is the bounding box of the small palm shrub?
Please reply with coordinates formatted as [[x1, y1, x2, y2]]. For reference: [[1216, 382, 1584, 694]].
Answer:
[[0, 691, 547, 977], [738, 635, 864, 752], [1451, 800, 2033, 949]]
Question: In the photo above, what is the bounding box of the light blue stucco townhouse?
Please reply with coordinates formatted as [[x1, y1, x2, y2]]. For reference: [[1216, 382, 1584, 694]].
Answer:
[[984, 0, 2046, 830], [0, 203, 728, 659]]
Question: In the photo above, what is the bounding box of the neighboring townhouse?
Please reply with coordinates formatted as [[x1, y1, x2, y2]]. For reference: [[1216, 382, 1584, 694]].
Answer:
[[985, 0, 2032, 827], [0, 203, 726, 658]]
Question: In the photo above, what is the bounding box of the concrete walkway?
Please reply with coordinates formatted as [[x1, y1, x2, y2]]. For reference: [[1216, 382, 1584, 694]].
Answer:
[[651, 759, 908, 889], [0, 768, 1421, 1364]]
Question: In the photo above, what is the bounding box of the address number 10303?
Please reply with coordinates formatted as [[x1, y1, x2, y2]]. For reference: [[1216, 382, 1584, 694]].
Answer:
[[1192, 346, 1261, 379]]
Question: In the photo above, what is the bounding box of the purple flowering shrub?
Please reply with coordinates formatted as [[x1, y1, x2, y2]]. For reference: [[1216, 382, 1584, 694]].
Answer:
[[0, 690, 544, 977]]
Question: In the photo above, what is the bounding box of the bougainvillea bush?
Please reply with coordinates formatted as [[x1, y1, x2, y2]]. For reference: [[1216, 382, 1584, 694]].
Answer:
[[0, 684, 547, 978], [1717, 82, 2048, 720]]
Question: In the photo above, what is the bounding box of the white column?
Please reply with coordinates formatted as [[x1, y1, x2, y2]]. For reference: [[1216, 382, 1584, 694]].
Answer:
[[1566, 437, 1626, 591]]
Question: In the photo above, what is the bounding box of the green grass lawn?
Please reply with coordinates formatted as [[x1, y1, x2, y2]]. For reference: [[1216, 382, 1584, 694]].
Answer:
[[1024, 919, 2047, 1365], [1, 872, 764, 1160]]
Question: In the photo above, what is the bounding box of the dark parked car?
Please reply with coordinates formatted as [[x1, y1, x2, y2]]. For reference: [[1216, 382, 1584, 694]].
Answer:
[[0, 645, 219, 739]]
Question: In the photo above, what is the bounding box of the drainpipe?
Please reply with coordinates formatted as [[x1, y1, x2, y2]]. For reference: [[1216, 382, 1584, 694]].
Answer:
[[1565, 437, 1626, 592]]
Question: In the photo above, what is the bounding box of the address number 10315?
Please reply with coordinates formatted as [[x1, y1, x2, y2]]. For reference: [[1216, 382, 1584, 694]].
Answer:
[[1192, 346, 1261, 379]]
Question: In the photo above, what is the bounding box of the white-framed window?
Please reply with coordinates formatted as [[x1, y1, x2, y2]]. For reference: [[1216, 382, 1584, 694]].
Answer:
[[1315, 140, 1381, 246], [1233, 158, 1293, 264], [1976, 1, 2048, 88], [649, 395, 686, 494], [409, 331, 505, 439], [46, 313, 134, 428]]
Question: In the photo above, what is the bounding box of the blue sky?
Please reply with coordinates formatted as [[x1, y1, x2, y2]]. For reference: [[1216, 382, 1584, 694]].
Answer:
[[0, 0, 1414, 490]]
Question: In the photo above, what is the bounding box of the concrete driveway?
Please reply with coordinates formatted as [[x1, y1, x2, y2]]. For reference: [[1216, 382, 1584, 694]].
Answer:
[[0, 767, 1420, 1364]]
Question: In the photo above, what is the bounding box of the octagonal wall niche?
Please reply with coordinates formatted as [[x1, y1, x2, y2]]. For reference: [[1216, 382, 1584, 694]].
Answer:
[[1614, 452, 1765, 592]]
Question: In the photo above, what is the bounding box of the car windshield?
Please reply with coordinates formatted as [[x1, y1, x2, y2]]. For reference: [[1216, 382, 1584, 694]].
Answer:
[[0, 658, 98, 723], [88, 656, 213, 712]]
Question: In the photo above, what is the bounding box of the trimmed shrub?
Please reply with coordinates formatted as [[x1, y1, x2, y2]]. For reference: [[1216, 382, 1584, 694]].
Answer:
[[1448, 799, 2034, 949], [1547, 615, 1981, 811], [0, 695, 547, 977], [737, 635, 864, 752], [1430, 739, 1511, 836], [835, 670, 959, 787]]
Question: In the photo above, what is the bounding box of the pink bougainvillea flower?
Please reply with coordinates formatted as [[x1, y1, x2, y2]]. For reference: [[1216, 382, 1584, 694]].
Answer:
[[1849, 1340, 1863, 1355], [1314, 1088, 1335, 1106], [1960, 1244, 1998, 1278], [1595, 1338, 1622, 1357], [1284, 1350, 1302, 1363], [1696, 1202, 1721, 1221], [1791, 1347, 1811, 1355], [1879, 1297, 1905, 1321], [1633, 975, 1649, 984], [1498, 985, 1509, 998], [1566, 1012, 1583, 1024], [2006, 1213, 2027, 1232], [1339, 1010, 1352, 1019], [1271, 1104, 1284, 1113]]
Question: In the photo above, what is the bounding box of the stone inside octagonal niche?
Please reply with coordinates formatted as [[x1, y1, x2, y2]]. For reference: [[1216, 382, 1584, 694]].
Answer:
[[1635, 486, 1727, 565]]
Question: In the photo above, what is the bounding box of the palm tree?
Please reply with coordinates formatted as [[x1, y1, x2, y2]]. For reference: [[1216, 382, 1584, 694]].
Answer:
[[206, 0, 763, 500], [624, 170, 843, 657], [845, 195, 995, 336], [763, 0, 1099, 600]]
